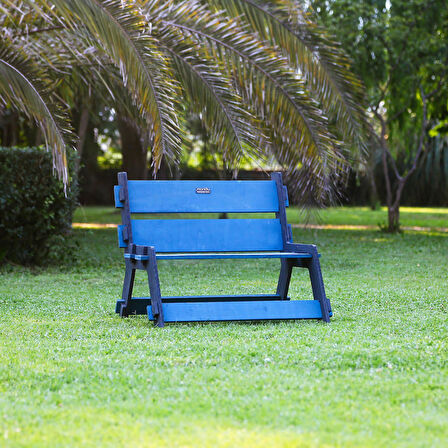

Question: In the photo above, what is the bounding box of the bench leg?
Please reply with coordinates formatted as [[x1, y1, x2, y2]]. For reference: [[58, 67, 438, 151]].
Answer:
[[276, 259, 293, 299], [146, 248, 164, 328], [120, 259, 136, 317], [306, 251, 331, 323]]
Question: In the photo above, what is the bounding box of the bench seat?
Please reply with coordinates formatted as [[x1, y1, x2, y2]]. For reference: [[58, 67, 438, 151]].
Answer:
[[124, 251, 315, 261], [147, 299, 324, 322]]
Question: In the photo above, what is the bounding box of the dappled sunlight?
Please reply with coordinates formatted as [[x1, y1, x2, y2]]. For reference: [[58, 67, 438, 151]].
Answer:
[[373, 238, 389, 243], [399, 207, 448, 214], [292, 224, 447, 233], [158, 422, 324, 448], [3, 406, 325, 448], [293, 223, 372, 230], [404, 230, 448, 238], [72, 222, 118, 229]]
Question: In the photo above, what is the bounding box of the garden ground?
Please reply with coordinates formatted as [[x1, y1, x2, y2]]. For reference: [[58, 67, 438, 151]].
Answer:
[[1, 207, 447, 447]]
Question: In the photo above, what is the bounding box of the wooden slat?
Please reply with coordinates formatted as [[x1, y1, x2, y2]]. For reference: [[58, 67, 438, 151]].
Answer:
[[114, 180, 279, 213], [115, 294, 289, 314], [147, 300, 323, 322], [155, 252, 312, 259], [271, 172, 289, 247], [119, 219, 283, 252], [117, 172, 133, 245], [123, 251, 313, 260]]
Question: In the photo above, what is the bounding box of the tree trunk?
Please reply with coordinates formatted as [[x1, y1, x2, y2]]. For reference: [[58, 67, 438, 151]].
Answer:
[[75, 106, 90, 173], [368, 168, 379, 210], [77, 116, 102, 204], [375, 83, 434, 233], [2, 111, 19, 146], [34, 128, 43, 146], [118, 117, 147, 179], [381, 141, 397, 232], [387, 205, 400, 233]]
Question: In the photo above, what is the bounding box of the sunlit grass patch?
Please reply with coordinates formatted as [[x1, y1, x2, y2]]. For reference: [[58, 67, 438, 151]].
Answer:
[[399, 206, 448, 214]]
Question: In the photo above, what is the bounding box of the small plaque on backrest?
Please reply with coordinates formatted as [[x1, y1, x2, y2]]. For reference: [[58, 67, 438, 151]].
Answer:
[[196, 187, 211, 194]]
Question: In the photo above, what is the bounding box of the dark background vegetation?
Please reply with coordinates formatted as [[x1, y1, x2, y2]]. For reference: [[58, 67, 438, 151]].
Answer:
[[0, 147, 78, 264]]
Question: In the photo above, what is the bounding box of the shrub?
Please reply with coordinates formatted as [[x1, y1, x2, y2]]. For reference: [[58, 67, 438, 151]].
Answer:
[[0, 147, 78, 265]]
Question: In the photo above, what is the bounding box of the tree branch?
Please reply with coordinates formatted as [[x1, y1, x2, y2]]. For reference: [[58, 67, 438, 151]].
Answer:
[[13, 25, 65, 37], [373, 108, 393, 207], [385, 147, 402, 181], [392, 84, 432, 210]]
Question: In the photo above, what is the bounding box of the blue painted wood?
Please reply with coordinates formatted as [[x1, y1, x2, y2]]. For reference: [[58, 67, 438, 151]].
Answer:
[[124, 253, 150, 260], [117, 225, 126, 248], [286, 242, 331, 322], [116, 294, 289, 314], [122, 249, 317, 259], [119, 258, 136, 317], [114, 180, 279, 213], [117, 173, 133, 246], [146, 246, 164, 327], [153, 252, 312, 260], [125, 219, 283, 252], [147, 300, 322, 322], [276, 259, 293, 299], [282, 185, 289, 207], [114, 172, 332, 324], [124, 251, 312, 260], [113, 185, 120, 207], [271, 172, 290, 247], [114, 297, 339, 318], [287, 224, 293, 241]]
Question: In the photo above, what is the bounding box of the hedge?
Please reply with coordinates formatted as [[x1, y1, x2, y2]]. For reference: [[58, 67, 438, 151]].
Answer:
[[0, 147, 78, 265]]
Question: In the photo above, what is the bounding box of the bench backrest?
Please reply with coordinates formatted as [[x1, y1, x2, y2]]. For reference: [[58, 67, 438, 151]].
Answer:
[[114, 172, 291, 253]]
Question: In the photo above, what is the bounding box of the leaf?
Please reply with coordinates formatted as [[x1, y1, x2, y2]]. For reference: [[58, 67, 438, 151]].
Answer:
[[0, 40, 71, 185]]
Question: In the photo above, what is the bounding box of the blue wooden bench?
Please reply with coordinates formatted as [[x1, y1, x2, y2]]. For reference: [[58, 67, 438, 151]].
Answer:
[[114, 172, 332, 327]]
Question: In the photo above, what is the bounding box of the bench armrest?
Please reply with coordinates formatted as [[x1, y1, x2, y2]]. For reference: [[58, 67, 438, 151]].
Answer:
[[125, 243, 156, 255], [285, 242, 318, 256]]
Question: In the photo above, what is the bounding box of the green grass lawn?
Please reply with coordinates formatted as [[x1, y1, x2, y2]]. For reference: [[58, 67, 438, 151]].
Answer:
[[74, 205, 448, 230], [312, 206, 448, 229], [1, 207, 447, 447]]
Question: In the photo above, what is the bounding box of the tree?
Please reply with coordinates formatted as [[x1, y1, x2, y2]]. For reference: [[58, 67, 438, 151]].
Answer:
[[312, 0, 448, 230], [0, 0, 369, 206]]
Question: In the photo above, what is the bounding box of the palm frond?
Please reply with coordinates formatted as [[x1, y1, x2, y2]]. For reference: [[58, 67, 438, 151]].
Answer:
[[35, 0, 182, 172], [2, 0, 367, 206], [208, 0, 369, 157], [155, 23, 265, 168], [0, 40, 71, 184], [148, 0, 345, 203]]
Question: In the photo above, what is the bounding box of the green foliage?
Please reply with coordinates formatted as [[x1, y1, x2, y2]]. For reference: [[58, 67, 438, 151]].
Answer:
[[312, 0, 448, 151], [410, 135, 448, 205], [0, 147, 78, 265], [1, 0, 369, 205], [97, 145, 122, 170], [0, 40, 72, 184], [311, 0, 448, 229]]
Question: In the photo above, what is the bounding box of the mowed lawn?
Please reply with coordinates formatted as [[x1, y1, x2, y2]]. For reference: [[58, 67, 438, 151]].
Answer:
[[1, 207, 447, 447]]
